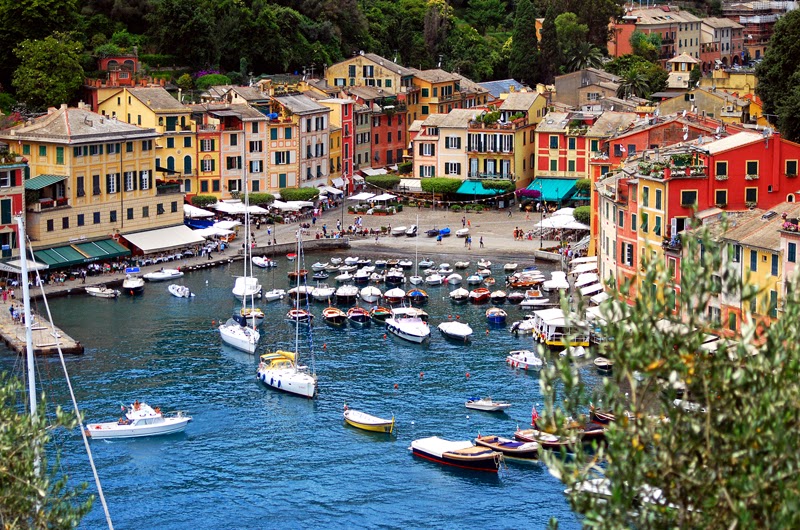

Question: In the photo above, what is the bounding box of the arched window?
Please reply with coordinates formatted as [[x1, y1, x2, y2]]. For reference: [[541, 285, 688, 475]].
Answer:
[[183, 155, 192, 174], [788, 194, 795, 203], [167, 156, 175, 171]]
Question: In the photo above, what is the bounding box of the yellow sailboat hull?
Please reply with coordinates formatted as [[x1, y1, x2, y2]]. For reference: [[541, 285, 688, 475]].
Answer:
[[343, 410, 395, 434]]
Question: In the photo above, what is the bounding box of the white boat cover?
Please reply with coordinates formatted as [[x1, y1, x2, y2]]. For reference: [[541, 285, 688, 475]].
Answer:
[[183, 204, 215, 217], [124, 225, 206, 254], [411, 436, 473, 457]]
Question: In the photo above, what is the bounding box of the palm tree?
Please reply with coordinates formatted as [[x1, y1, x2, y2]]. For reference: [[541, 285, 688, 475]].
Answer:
[[616, 70, 650, 99], [565, 42, 604, 73]]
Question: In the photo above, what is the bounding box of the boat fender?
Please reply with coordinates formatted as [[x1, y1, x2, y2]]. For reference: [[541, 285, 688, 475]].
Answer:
[[277, 380, 281, 388], [270, 378, 274, 386]]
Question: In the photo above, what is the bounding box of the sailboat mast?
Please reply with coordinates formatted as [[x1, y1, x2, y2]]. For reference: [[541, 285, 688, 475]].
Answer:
[[16, 215, 36, 419], [294, 232, 301, 372], [242, 119, 256, 332]]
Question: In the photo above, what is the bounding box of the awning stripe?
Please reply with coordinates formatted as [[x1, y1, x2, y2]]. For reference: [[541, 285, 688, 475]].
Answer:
[[527, 178, 578, 202], [122, 225, 206, 254], [24, 174, 68, 190]]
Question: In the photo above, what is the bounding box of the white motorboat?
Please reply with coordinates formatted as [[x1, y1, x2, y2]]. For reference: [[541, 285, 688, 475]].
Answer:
[[384, 269, 405, 285], [477, 259, 492, 269], [143, 268, 184, 282], [405, 226, 418, 237], [122, 274, 145, 295], [466, 274, 482, 285], [252, 256, 277, 268], [219, 315, 260, 353], [506, 349, 544, 370], [520, 297, 555, 308], [325, 263, 341, 272], [374, 259, 388, 268], [311, 284, 336, 302], [409, 274, 424, 285], [425, 273, 443, 286], [85, 286, 120, 298], [386, 314, 430, 343], [510, 316, 537, 335], [233, 275, 262, 299], [477, 268, 492, 278], [490, 290, 507, 303], [338, 264, 358, 272], [353, 269, 371, 283], [449, 287, 470, 303], [168, 284, 194, 298], [446, 273, 462, 285], [438, 321, 473, 341], [559, 346, 587, 359], [391, 226, 408, 236], [335, 271, 354, 283], [86, 401, 191, 439], [503, 263, 518, 272], [418, 258, 434, 268], [398, 259, 414, 269], [311, 261, 329, 272], [465, 397, 511, 412], [360, 285, 382, 303], [262, 288, 286, 302], [344, 256, 360, 266], [335, 284, 359, 303], [330, 257, 343, 265], [438, 263, 453, 274], [454, 261, 470, 269]]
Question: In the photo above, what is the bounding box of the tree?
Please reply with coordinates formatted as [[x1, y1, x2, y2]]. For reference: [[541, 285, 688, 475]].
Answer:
[[616, 69, 650, 99], [420, 177, 463, 194], [572, 205, 590, 224], [279, 187, 321, 201], [607, 54, 668, 98], [195, 74, 231, 91], [0, 374, 94, 527], [177, 73, 194, 91], [424, 0, 454, 64], [445, 25, 498, 81], [568, 0, 623, 49], [689, 64, 702, 86], [12, 34, 85, 109], [555, 12, 589, 58], [630, 30, 660, 62], [564, 41, 604, 73], [538, 5, 561, 84], [509, 0, 539, 85], [464, 0, 508, 34], [540, 224, 800, 528], [757, 9, 800, 142]]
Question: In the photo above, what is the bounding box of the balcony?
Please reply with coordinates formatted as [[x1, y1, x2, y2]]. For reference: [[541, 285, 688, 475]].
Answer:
[[198, 124, 218, 131], [662, 237, 682, 253], [468, 171, 515, 181], [469, 118, 528, 131], [30, 197, 69, 213], [156, 183, 182, 195]]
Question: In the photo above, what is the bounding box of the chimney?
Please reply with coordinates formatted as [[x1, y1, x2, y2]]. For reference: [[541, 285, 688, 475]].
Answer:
[[60, 103, 68, 110]]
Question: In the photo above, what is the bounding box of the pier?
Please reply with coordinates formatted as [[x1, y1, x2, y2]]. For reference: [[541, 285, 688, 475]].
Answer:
[[0, 301, 84, 355]]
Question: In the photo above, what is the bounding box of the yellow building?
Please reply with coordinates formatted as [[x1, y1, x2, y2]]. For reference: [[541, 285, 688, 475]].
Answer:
[[325, 52, 417, 93], [0, 104, 185, 260], [407, 69, 466, 123], [635, 174, 670, 303], [97, 87, 197, 192], [329, 125, 342, 184]]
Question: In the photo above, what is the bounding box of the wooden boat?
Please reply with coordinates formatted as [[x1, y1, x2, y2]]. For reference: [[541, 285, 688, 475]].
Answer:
[[347, 306, 371, 327], [507, 291, 525, 304], [475, 435, 538, 460], [386, 259, 400, 268], [469, 287, 491, 304], [343, 407, 394, 434], [286, 308, 313, 324], [490, 290, 507, 303], [383, 287, 406, 305], [410, 436, 502, 472], [322, 307, 347, 327], [85, 286, 120, 298], [483, 277, 496, 286], [594, 356, 614, 371], [465, 397, 511, 412], [369, 306, 392, 323], [406, 288, 429, 304], [514, 428, 574, 451], [589, 406, 617, 425], [287, 269, 309, 281]]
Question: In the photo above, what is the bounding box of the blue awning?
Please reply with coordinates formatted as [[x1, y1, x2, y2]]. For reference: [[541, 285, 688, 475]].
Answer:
[[456, 181, 504, 196], [526, 178, 578, 203]]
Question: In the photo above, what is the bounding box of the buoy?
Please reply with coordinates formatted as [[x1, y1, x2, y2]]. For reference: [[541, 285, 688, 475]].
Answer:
[[448, 315, 452, 319], [419, 372, 424, 379], [456, 315, 460, 319], [212, 320, 216, 326], [466, 372, 470, 379], [323, 343, 327, 350], [383, 334, 387, 339], [486, 329, 490, 334], [394, 383, 399, 389]]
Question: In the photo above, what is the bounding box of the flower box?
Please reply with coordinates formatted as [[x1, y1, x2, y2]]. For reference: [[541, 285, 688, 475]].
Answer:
[[56, 197, 68, 206], [787, 173, 798, 179], [715, 175, 729, 181], [745, 174, 759, 180]]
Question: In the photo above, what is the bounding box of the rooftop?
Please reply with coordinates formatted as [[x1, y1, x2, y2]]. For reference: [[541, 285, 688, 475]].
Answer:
[[499, 92, 541, 112], [410, 68, 462, 84], [703, 131, 764, 155], [477, 79, 526, 99], [272, 94, 330, 115], [128, 87, 186, 112]]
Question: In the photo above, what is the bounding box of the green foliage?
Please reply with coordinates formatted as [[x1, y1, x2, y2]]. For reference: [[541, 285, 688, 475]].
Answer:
[[13, 33, 85, 109], [139, 53, 177, 67], [190, 195, 218, 208], [463, 0, 508, 34], [279, 187, 320, 201], [607, 54, 667, 99], [572, 205, 590, 224], [0, 374, 94, 527], [555, 12, 588, 57], [542, 225, 800, 529], [424, 0, 454, 60], [574, 178, 591, 192], [450, 204, 463, 211], [481, 180, 513, 192], [690, 65, 702, 85], [195, 74, 231, 91], [630, 30, 659, 62], [397, 161, 413, 175], [0, 92, 15, 113], [177, 73, 193, 91], [365, 175, 401, 189], [248, 193, 275, 205], [538, 4, 561, 84], [509, 0, 539, 85], [227, 71, 243, 85], [757, 9, 800, 142], [420, 177, 462, 194], [110, 29, 142, 49], [445, 25, 498, 81], [93, 43, 122, 57]]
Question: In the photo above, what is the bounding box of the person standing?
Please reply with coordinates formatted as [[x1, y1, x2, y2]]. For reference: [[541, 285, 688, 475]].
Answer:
[[464, 235, 469, 248], [479, 236, 484, 248], [462, 216, 466, 228], [467, 236, 472, 250]]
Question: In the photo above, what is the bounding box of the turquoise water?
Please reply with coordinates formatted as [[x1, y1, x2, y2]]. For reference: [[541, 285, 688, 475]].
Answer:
[[4, 252, 594, 529]]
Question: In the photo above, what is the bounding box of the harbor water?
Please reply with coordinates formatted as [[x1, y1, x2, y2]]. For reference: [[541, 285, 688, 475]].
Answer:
[[2, 252, 600, 529]]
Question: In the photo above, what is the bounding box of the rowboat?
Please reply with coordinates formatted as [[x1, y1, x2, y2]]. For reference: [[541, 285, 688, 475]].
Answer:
[[346, 306, 371, 327], [469, 287, 491, 304], [410, 436, 503, 472], [286, 308, 313, 324], [474, 435, 538, 460], [343, 407, 395, 434], [514, 428, 574, 451], [486, 307, 507, 325], [322, 307, 347, 327], [369, 306, 392, 322], [594, 356, 614, 371], [465, 397, 511, 412]]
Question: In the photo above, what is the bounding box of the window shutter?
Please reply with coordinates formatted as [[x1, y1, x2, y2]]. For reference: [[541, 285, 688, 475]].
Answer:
[[419, 143, 424, 156], [211, 159, 216, 172], [431, 144, 435, 157], [99, 144, 104, 155], [210, 140, 216, 151], [9, 170, 16, 187], [115, 174, 121, 191], [133, 172, 138, 190], [456, 163, 461, 175], [106, 174, 112, 192], [73, 147, 80, 157]]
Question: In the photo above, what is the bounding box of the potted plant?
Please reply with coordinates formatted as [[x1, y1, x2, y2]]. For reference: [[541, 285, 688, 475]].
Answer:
[[745, 174, 759, 180]]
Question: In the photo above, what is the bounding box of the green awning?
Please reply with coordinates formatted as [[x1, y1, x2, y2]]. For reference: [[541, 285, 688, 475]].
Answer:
[[74, 239, 130, 260], [24, 174, 68, 190], [456, 181, 504, 196], [32, 239, 129, 269], [527, 178, 578, 203]]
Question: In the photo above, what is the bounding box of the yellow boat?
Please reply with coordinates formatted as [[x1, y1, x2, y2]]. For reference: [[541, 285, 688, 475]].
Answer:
[[343, 408, 395, 434]]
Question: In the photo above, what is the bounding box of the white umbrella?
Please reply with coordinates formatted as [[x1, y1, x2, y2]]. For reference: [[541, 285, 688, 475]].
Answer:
[[194, 227, 234, 238], [563, 221, 590, 230], [213, 201, 247, 214], [213, 220, 242, 230], [184, 204, 215, 218], [270, 200, 301, 212], [580, 283, 604, 296], [571, 262, 598, 275], [368, 193, 397, 202], [247, 205, 269, 214], [349, 192, 375, 201], [552, 207, 575, 216], [575, 272, 599, 287]]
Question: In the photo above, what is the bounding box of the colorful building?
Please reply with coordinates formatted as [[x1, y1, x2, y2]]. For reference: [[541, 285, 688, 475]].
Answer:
[[325, 52, 417, 93], [271, 95, 331, 190], [658, 87, 751, 124], [319, 98, 355, 191], [347, 86, 407, 169], [699, 17, 745, 71], [624, 6, 703, 66], [263, 99, 299, 191], [0, 157, 26, 259], [352, 103, 372, 175], [0, 104, 182, 262]]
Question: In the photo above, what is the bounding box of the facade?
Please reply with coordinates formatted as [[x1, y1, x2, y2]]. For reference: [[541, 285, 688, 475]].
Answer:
[[699, 17, 745, 71], [353, 103, 372, 174], [412, 111, 473, 180], [0, 104, 182, 252], [347, 86, 407, 169], [0, 159, 25, 258], [319, 98, 355, 190], [553, 69, 621, 109], [666, 53, 702, 90], [326, 52, 416, 94], [407, 69, 466, 123], [328, 125, 342, 190], [658, 87, 751, 124], [264, 99, 299, 191], [626, 6, 703, 66], [270, 95, 331, 190]]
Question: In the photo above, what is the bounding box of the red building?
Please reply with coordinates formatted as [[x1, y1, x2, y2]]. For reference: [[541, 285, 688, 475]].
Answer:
[[347, 86, 407, 168], [0, 159, 25, 258]]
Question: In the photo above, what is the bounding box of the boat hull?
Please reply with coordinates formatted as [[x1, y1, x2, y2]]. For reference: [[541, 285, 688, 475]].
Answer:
[[86, 417, 191, 439], [257, 367, 317, 398], [474, 435, 538, 460], [343, 410, 394, 433], [219, 322, 259, 354], [410, 438, 501, 472]]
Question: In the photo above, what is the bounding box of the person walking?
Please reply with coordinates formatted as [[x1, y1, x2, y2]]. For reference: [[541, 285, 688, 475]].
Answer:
[[508, 209, 512, 218], [462, 216, 466, 228], [464, 235, 469, 248], [467, 236, 472, 250], [479, 236, 484, 248]]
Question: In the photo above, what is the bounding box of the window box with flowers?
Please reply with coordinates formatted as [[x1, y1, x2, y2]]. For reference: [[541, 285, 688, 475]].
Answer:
[[715, 174, 728, 181], [745, 174, 759, 180], [787, 173, 798, 179], [746, 201, 757, 209], [56, 197, 68, 206], [689, 165, 706, 176], [782, 221, 798, 232]]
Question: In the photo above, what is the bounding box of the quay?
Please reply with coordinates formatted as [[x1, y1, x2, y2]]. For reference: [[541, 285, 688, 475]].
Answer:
[[0, 299, 84, 355]]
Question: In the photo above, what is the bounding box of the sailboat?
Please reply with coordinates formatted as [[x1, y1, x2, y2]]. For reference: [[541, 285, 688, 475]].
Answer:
[[220, 158, 261, 352], [256, 232, 318, 398], [409, 214, 424, 285]]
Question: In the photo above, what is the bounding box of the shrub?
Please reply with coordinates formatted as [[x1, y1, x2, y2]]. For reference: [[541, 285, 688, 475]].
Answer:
[[573, 205, 591, 225], [450, 204, 463, 212], [94, 43, 122, 57], [473, 204, 484, 212], [397, 161, 413, 174], [420, 177, 462, 194], [279, 187, 319, 201], [249, 193, 275, 205], [482, 180, 514, 192], [227, 71, 243, 85], [139, 54, 177, 67], [365, 175, 401, 189], [177, 73, 193, 91], [195, 74, 232, 91], [190, 195, 217, 208], [575, 178, 592, 192]]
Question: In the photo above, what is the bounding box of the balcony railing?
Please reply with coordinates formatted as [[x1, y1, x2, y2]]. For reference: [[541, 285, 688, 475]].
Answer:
[[30, 197, 70, 213], [468, 119, 528, 130], [156, 183, 182, 195], [662, 237, 682, 252], [468, 171, 515, 180], [198, 124, 218, 131]]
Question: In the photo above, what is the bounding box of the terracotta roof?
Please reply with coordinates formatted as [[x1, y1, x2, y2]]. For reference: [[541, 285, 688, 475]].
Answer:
[[128, 87, 186, 112], [410, 68, 462, 84], [229, 86, 270, 102], [0, 105, 157, 144], [499, 92, 541, 111], [719, 206, 800, 251], [452, 73, 488, 95], [667, 53, 701, 64], [272, 94, 329, 115]]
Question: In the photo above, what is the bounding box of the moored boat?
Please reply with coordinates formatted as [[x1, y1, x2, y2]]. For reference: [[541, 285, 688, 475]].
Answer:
[[474, 435, 538, 460], [449, 287, 470, 303], [343, 407, 395, 434], [410, 436, 502, 472], [286, 308, 314, 324], [335, 284, 359, 304], [287, 269, 309, 282], [86, 286, 120, 298], [262, 288, 286, 302], [143, 268, 184, 282], [486, 307, 507, 325], [490, 290, 507, 303], [594, 356, 614, 371], [469, 287, 491, 304], [347, 306, 371, 327], [253, 256, 277, 268], [437, 320, 473, 341], [506, 349, 544, 370], [383, 287, 406, 305], [311, 284, 336, 302], [514, 428, 574, 451], [466, 274, 482, 285], [386, 308, 430, 343], [446, 273, 462, 285], [454, 261, 470, 269], [406, 288, 429, 304], [239, 306, 264, 326], [360, 285, 382, 303], [322, 307, 347, 327], [232, 275, 261, 300], [425, 273, 443, 286], [122, 274, 145, 295], [311, 261, 329, 272], [465, 397, 511, 412], [256, 350, 317, 398], [85, 401, 191, 439], [369, 306, 392, 323], [398, 259, 413, 269], [507, 291, 525, 304], [477, 259, 492, 269], [503, 263, 518, 272]]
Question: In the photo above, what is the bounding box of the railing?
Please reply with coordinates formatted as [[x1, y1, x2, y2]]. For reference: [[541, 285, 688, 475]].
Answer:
[[662, 238, 682, 252], [468, 171, 515, 180], [198, 124, 218, 131], [469, 120, 527, 130], [156, 183, 181, 195], [30, 197, 69, 212]]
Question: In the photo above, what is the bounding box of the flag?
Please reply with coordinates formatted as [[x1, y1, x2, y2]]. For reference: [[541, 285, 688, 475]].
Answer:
[[531, 405, 539, 426]]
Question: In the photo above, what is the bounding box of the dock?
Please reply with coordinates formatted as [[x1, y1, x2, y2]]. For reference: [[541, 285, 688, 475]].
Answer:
[[0, 302, 83, 355]]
